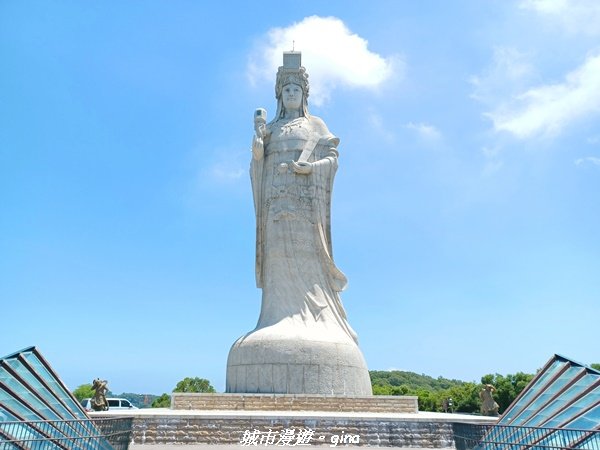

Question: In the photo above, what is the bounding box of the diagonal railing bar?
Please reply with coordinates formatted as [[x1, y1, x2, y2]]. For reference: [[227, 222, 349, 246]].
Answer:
[[0, 417, 132, 450], [453, 422, 600, 450]]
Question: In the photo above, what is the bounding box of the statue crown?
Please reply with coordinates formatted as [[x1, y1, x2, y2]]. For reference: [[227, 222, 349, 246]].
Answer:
[[275, 52, 309, 99]]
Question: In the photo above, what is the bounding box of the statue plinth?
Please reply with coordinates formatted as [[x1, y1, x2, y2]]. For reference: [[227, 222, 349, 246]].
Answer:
[[227, 321, 371, 395]]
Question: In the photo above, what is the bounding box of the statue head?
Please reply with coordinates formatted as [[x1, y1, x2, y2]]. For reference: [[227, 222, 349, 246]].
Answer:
[[281, 83, 303, 112], [273, 52, 310, 119]]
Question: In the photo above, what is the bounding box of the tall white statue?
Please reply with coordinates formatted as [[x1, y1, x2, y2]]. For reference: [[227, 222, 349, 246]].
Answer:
[[226, 52, 372, 395]]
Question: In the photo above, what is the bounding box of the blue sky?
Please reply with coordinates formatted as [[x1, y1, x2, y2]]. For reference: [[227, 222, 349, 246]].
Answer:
[[1, 1, 599, 395]]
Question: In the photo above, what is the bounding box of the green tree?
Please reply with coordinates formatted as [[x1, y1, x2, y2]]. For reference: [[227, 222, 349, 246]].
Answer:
[[591, 363, 600, 371], [151, 393, 171, 408], [415, 388, 438, 411], [372, 384, 392, 395], [72, 384, 95, 401], [392, 384, 410, 395], [370, 370, 466, 393], [481, 372, 534, 414], [445, 382, 480, 413], [370, 369, 480, 413], [173, 377, 216, 393], [115, 393, 158, 408]]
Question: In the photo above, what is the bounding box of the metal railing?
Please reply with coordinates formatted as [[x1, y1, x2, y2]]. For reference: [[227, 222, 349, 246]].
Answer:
[[0, 417, 132, 450], [453, 422, 600, 450]]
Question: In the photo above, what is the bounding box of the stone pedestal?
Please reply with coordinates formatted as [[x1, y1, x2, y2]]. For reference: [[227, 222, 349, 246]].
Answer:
[[102, 409, 497, 447], [171, 393, 418, 412], [226, 322, 372, 395]]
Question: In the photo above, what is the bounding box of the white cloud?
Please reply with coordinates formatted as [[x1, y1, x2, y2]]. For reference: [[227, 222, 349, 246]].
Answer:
[[406, 122, 441, 141], [481, 146, 504, 176], [248, 16, 400, 106], [368, 111, 395, 143], [188, 146, 247, 188], [575, 156, 600, 167], [209, 165, 245, 182], [485, 53, 600, 138], [520, 0, 600, 36], [520, 0, 569, 14], [470, 47, 535, 104], [587, 136, 600, 145], [481, 146, 501, 159], [482, 160, 504, 176]]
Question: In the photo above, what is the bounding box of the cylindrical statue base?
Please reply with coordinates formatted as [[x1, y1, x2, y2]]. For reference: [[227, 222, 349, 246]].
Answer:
[[226, 322, 372, 395]]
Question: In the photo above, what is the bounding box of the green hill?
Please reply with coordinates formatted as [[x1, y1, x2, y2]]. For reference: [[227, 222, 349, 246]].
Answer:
[[369, 370, 479, 412], [114, 392, 159, 409]]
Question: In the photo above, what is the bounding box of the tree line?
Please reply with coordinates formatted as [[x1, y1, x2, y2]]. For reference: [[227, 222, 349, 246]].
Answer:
[[74, 372, 526, 413], [370, 369, 536, 414], [72, 377, 215, 408], [73, 364, 600, 412]]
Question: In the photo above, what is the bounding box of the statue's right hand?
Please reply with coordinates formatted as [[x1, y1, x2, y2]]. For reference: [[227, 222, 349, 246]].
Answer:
[[254, 123, 266, 139], [252, 134, 264, 160]]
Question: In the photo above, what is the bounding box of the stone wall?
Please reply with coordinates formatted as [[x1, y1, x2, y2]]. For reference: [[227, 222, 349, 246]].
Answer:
[[171, 393, 418, 413], [131, 415, 456, 447]]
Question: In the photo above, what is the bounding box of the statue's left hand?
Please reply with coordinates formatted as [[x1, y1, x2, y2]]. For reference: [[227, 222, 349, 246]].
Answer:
[[291, 161, 312, 175]]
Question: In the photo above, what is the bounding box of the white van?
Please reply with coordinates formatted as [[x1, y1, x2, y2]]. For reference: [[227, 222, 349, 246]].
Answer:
[[80, 398, 138, 411], [107, 398, 138, 410]]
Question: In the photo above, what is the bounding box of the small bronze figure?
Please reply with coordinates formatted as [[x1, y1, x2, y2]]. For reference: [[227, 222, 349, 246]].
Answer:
[[480, 384, 499, 416], [91, 378, 109, 411]]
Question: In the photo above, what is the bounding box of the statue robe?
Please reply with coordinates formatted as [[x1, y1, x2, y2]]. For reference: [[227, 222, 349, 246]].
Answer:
[[250, 115, 357, 343]]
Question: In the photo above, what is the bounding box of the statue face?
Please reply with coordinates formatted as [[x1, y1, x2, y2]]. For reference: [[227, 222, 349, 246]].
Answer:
[[282, 83, 303, 111]]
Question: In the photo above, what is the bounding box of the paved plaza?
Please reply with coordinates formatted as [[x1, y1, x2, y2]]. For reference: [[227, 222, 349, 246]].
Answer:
[[130, 446, 432, 450], [114, 409, 493, 448]]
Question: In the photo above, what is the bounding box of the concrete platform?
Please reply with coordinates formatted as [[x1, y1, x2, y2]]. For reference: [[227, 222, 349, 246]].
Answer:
[[94, 408, 494, 422], [93, 409, 496, 447], [130, 446, 431, 450]]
